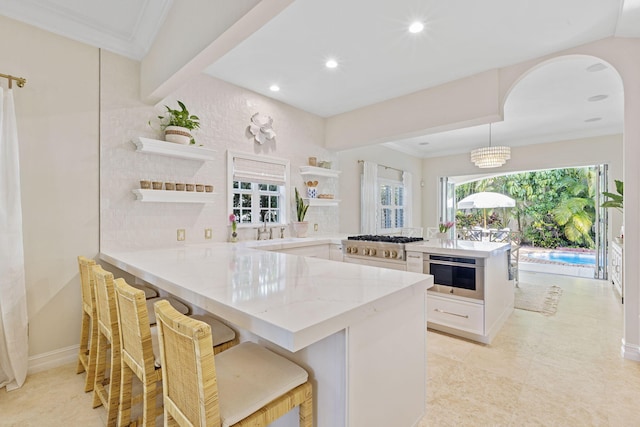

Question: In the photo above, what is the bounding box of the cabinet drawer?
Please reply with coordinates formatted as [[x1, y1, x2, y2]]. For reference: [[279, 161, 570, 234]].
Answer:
[[406, 251, 423, 273], [427, 294, 484, 335]]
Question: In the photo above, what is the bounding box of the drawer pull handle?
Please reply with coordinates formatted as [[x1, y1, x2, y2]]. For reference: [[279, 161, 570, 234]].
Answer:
[[434, 308, 469, 319]]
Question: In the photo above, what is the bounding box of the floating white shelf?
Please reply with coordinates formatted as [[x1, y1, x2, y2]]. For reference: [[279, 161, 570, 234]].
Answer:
[[132, 189, 216, 203], [304, 198, 341, 207], [133, 137, 216, 161], [299, 165, 341, 178]]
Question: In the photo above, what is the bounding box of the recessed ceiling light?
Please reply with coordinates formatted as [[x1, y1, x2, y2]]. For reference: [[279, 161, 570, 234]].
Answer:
[[585, 117, 602, 122], [269, 84, 280, 92], [586, 63, 607, 72], [418, 141, 430, 146], [325, 59, 338, 69], [588, 94, 608, 102], [408, 21, 424, 34]]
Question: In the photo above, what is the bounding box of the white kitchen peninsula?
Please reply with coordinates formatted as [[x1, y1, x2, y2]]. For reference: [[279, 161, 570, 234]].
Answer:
[[406, 239, 512, 344], [100, 243, 432, 427]]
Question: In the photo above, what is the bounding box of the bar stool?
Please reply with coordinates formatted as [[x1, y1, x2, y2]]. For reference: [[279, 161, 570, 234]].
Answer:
[[154, 300, 313, 427], [76, 256, 98, 392], [115, 278, 237, 427], [92, 265, 123, 427]]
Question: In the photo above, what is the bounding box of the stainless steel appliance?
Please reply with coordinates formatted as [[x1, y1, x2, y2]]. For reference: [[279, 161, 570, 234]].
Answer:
[[424, 254, 485, 300], [342, 235, 424, 271]]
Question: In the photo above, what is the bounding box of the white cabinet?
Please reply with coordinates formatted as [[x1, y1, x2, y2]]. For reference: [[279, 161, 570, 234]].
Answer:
[[611, 241, 623, 302], [329, 243, 343, 262], [424, 249, 512, 344], [299, 166, 341, 206], [427, 294, 484, 335], [406, 251, 423, 273]]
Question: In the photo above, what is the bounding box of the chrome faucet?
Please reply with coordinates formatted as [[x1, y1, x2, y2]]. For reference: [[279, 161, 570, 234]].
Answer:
[[257, 221, 271, 240]]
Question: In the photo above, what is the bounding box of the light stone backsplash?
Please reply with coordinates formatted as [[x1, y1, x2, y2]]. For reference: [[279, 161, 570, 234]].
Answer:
[[100, 52, 339, 250]]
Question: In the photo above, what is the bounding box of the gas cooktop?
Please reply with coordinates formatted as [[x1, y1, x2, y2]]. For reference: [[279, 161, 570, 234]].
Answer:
[[346, 235, 424, 244]]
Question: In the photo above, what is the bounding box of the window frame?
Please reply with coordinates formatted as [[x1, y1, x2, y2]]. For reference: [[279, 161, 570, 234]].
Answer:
[[377, 177, 406, 234], [227, 151, 290, 228]]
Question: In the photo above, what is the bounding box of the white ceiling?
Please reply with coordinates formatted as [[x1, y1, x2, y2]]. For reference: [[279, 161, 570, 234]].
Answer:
[[1, 0, 638, 158]]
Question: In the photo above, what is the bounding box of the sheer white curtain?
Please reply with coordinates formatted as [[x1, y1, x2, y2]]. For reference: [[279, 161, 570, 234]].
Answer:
[[402, 171, 413, 227], [361, 161, 378, 234], [0, 87, 28, 390]]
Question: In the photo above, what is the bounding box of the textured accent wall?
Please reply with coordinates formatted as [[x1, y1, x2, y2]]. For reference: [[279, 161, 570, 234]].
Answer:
[[100, 52, 338, 249]]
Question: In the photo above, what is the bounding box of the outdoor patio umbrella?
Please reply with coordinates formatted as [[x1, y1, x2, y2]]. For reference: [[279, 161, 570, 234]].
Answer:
[[457, 191, 516, 228]]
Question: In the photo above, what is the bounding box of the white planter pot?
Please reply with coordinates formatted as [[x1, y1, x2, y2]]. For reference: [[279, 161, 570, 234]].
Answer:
[[293, 221, 309, 238], [164, 126, 192, 145]]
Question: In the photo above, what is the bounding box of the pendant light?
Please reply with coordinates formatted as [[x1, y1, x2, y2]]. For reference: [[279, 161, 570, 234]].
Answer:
[[470, 123, 511, 168]]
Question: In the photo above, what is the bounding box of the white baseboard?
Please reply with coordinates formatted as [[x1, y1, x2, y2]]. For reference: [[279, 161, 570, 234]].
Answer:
[[621, 340, 640, 362], [28, 344, 79, 374]]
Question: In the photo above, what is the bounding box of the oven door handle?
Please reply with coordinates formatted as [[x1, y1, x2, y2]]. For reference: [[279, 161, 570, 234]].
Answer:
[[428, 260, 481, 269], [434, 308, 469, 319]]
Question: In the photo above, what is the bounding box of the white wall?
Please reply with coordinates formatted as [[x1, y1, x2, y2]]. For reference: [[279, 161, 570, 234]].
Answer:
[[0, 16, 99, 360], [101, 52, 335, 249], [337, 145, 423, 234]]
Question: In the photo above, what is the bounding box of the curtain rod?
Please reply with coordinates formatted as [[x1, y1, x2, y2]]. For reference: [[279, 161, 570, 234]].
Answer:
[[0, 73, 27, 89], [357, 159, 404, 173]]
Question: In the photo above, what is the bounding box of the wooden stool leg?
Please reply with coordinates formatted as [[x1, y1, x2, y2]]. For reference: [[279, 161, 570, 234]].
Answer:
[[93, 331, 108, 409], [84, 316, 99, 392], [104, 345, 121, 427], [118, 363, 133, 427], [142, 379, 157, 426], [77, 311, 90, 374], [299, 383, 313, 427]]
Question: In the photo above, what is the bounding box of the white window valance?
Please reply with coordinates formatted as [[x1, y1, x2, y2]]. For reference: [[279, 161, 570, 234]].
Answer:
[[232, 154, 287, 186]]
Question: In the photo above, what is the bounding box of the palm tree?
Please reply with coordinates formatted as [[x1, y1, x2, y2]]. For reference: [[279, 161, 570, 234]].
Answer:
[[551, 169, 596, 247]]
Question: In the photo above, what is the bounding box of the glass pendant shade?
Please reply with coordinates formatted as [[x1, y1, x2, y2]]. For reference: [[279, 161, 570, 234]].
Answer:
[[470, 123, 510, 168], [470, 146, 511, 168]]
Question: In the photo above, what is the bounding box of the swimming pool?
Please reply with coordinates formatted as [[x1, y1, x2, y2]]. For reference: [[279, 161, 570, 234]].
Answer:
[[523, 251, 595, 266]]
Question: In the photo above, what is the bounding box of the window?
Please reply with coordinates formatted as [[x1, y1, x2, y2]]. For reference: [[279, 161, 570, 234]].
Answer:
[[227, 151, 290, 226], [379, 178, 405, 231]]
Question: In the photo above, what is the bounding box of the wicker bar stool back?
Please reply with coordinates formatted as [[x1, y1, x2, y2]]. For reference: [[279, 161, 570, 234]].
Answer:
[[154, 300, 313, 427], [76, 256, 98, 392], [114, 278, 163, 427], [91, 265, 122, 427], [115, 278, 239, 426]]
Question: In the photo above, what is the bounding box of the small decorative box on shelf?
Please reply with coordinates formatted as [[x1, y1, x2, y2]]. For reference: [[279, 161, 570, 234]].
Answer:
[[299, 165, 341, 178], [132, 189, 216, 203], [133, 137, 216, 161]]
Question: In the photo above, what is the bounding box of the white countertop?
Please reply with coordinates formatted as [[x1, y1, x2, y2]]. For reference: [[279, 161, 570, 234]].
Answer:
[[405, 238, 511, 258], [100, 242, 431, 353]]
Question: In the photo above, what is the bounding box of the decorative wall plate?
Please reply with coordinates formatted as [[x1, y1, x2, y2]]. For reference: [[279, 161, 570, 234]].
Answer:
[[249, 113, 276, 144]]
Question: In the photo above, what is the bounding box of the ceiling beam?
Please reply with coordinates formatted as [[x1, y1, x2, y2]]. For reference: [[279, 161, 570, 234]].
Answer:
[[140, 0, 294, 104], [325, 70, 503, 151]]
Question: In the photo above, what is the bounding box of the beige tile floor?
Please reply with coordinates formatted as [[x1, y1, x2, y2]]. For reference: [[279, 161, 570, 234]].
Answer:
[[1, 271, 638, 426], [420, 271, 640, 427]]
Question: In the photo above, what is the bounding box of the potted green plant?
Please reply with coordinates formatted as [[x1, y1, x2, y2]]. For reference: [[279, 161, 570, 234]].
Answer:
[[157, 100, 200, 145], [293, 187, 309, 237], [601, 179, 623, 211]]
